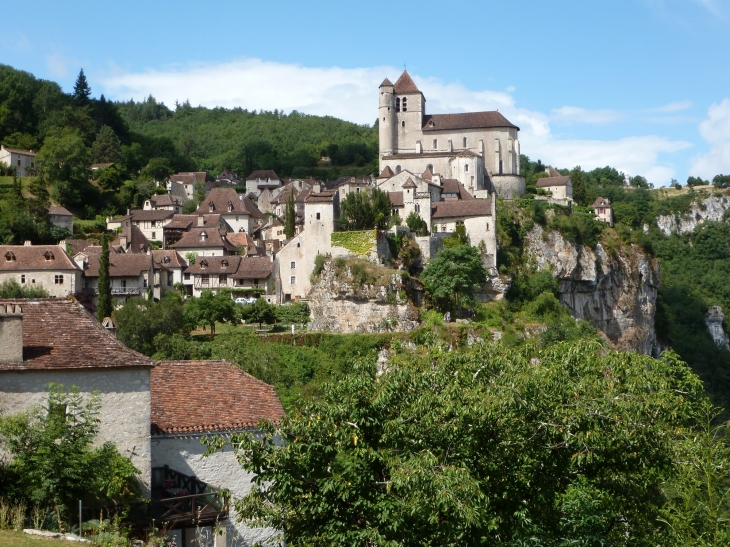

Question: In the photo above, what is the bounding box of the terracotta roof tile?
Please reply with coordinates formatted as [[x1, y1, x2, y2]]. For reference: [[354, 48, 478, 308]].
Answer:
[[111, 224, 151, 253], [126, 209, 175, 222], [389, 191, 404, 207], [431, 199, 492, 219], [379, 77, 393, 87], [422, 111, 518, 131], [378, 166, 395, 178], [402, 177, 417, 189], [152, 250, 187, 268], [441, 179, 475, 200], [245, 170, 280, 181], [1, 245, 79, 272], [83, 252, 151, 278], [393, 70, 421, 94], [233, 257, 274, 279], [150, 360, 284, 434], [592, 197, 611, 208], [170, 172, 206, 183], [185, 255, 241, 275], [536, 176, 570, 188], [0, 299, 154, 371], [172, 227, 238, 252]]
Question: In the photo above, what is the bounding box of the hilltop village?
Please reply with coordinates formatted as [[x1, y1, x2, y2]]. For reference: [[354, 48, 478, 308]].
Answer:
[[0, 71, 610, 310]]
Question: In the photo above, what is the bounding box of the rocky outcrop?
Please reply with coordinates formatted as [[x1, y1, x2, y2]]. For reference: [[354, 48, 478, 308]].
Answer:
[[524, 225, 659, 355], [308, 261, 420, 333], [705, 306, 729, 349], [656, 195, 730, 236]]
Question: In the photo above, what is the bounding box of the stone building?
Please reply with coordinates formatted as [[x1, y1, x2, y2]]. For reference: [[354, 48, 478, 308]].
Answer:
[[181, 255, 275, 299], [536, 167, 573, 201], [171, 226, 239, 257], [378, 71, 524, 198], [150, 360, 285, 547], [0, 145, 36, 176], [75, 251, 153, 305], [143, 194, 184, 214], [194, 187, 264, 234], [107, 210, 175, 243], [244, 170, 282, 198], [0, 299, 155, 494], [0, 243, 82, 298], [48, 205, 74, 234], [591, 197, 613, 226], [169, 172, 207, 201]]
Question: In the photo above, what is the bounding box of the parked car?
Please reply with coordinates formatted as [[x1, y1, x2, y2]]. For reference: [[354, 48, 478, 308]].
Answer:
[[235, 297, 258, 305]]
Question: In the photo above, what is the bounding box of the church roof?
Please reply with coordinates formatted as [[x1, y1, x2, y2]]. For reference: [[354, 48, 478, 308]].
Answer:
[[379, 77, 393, 87], [422, 166, 434, 181], [393, 70, 421, 94], [402, 177, 417, 189], [422, 111, 519, 131], [378, 166, 395, 178]]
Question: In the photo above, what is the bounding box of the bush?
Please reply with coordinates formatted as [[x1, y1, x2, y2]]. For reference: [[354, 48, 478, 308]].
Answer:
[[0, 279, 49, 298]]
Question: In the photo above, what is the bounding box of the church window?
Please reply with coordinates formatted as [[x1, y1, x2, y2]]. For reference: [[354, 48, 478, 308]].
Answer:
[[396, 97, 401, 112], [402, 97, 407, 111], [401, 121, 405, 127], [395, 165, 401, 174], [465, 164, 469, 172], [316, 212, 321, 220], [415, 203, 420, 213], [383, 117, 385, 122], [463, 137, 467, 148], [433, 139, 437, 149]]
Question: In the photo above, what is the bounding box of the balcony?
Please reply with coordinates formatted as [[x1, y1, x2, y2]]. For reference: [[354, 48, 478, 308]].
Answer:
[[84, 287, 142, 296]]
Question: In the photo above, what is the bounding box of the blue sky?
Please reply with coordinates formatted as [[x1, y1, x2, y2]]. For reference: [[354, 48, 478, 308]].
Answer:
[[3, 0, 730, 185]]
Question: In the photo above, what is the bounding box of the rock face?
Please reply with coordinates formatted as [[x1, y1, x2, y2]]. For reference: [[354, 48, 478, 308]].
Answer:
[[705, 306, 729, 349], [656, 195, 730, 236], [308, 262, 420, 333], [524, 225, 659, 355]]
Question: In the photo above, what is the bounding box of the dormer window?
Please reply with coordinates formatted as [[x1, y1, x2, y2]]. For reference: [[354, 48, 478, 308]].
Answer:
[[221, 259, 228, 267], [209, 201, 215, 212], [5, 251, 15, 262], [227, 200, 233, 212], [200, 231, 208, 241], [429, 120, 434, 127], [199, 259, 208, 268], [163, 256, 170, 264], [44, 251, 55, 261]]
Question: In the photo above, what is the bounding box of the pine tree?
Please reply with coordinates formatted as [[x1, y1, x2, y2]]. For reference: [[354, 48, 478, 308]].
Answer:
[[285, 189, 296, 239], [96, 234, 112, 322], [570, 166, 587, 206], [73, 68, 91, 105]]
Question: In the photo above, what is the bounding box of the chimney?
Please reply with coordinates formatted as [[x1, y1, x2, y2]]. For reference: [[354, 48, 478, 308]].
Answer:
[[24, 240, 32, 246], [198, 215, 205, 227], [0, 304, 23, 364]]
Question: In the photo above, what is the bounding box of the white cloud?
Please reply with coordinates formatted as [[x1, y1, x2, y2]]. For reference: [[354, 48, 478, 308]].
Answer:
[[689, 98, 730, 178], [550, 106, 623, 124], [100, 58, 692, 185], [650, 100, 693, 112], [45, 53, 69, 78]]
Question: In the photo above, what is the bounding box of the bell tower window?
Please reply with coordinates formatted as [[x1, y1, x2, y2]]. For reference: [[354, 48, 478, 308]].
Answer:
[[402, 97, 407, 112], [396, 97, 401, 112]]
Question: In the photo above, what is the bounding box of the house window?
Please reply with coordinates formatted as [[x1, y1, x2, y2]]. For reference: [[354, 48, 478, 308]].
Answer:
[[151, 232, 156, 239], [290, 261, 296, 269], [290, 276, 296, 285], [463, 137, 467, 148], [54, 275, 63, 284], [316, 212, 321, 220], [396, 97, 401, 112], [20, 274, 25, 283], [465, 164, 469, 172], [401, 121, 405, 127], [151, 221, 156, 227], [442, 225, 447, 232], [121, 280, 127, 288], [184, 273, 190, 280], [402, 97, 407, 111], [415, 203, 420, 213], [219, 274, 227, 283], [395, 165, 401, 174], [433, 139, 437, 149], [201, 274, 209, 285], [486, 222, 490, 231], [143, 277, 148, 288]]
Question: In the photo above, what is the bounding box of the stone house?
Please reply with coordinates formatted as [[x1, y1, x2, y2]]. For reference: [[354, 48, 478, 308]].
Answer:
[[378, 71, 524, 198], [143, 194, 184, 215], [75, 251, 153, 305], [172, 226, 239, 258], [430, 199, 497, 267], [162, 214, 229, 248], [182, 255, 274, 299], [107, 210, 175, 243], [0, 243, 82, 298], [592, 197, 613, 226], [0, 145, 36, 176], [169, 172, 207, 201], [111, 224, 152, 254], [48, 205, 74, 234], [0, 299, 155, 494], [150, 360, 285, 547], [244, 170, 282, 198], [195, 187, 265, 235], [536, 167, 573, 201], [151, 250, 188, 300], [336, 176, 372, 199]]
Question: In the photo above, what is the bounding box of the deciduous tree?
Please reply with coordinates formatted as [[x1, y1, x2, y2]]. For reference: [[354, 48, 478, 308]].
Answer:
[[184, 290, 238, 335], [421, 244, 486, 311], [96, 234, 112, 322]]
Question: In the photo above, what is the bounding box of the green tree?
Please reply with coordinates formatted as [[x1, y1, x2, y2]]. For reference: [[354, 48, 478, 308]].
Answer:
[[204, 341, 708, 546], [91, 125, 122, 163], [0, 384, 140, 527], [96, 234, 112, 322], [140, 156, 173, 183], [570, 165, 587, 206], [405, 211, 428, 236], [242, 297, 276, 329], [73, 68, 91, 105], [441, 223, 468, 248], [0, 279, 49, 298], [115, 294, 190, 355], [421, 245, 486, 312], [285, 189, 296, 239], [36, 128, 91, 206], [96, 163, 126, 191], [184, 290, 238, 335], [339, 188, 391, 231]]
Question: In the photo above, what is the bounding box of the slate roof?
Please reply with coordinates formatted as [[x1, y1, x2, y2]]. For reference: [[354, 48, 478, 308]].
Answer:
[[1, 245, 79, 272], [402, 177, 417, 189], [431, 199, 492, 219], [0, 299, 153, 371], [379, 77, 393, 87], [150, 360, 284, 434], [83, 252, 151, 278], [536, 176, 570, 188], [48, 205, 72, 216], [393, 70, 421, 94], [422, 111, 518, 131]]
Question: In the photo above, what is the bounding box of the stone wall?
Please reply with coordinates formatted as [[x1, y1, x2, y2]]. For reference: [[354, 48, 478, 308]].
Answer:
[[0, 368, 152, 494], [151, 434, 278, 547], [524, 225, 659, 355]]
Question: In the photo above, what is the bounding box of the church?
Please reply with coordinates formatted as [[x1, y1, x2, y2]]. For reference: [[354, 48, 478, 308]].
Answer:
[[378, 71, 525, 199]]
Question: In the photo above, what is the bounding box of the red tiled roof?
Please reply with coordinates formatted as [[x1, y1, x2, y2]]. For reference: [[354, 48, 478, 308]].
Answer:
[[1, 245, 79, 272], [233, 257, 274, 279], [150, 360, 284, 434], [389, 191, 404, 207], [0, 299, 154, 371], [379, 77, 393, 87], [378, 166, 395, 178], [592, 197, 611, 208], [83, 252, 151, 278], [393, 70, 421, 94], [422, 111, 518, 131], [431, 199, 492, 219], [536, 176, 570, 188]]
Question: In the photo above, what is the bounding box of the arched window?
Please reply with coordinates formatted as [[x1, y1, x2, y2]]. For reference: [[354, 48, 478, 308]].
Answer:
[[396, 97, 401, 112], [463, 137, 467, 148], [427, 164, 433, 172], [402, 97, 407, 111], [401, 121, 405, 127], [395, 165, 402, 174]]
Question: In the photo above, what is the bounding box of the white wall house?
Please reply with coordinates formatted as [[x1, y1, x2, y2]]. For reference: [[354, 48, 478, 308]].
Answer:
[[0, 244, 82, 298], [0, 145, 36, 176]]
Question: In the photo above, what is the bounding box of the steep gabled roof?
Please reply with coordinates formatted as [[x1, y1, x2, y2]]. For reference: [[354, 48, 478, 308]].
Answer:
[[172, 227, 238, 252], [379, 77, 393, 87], [441, 179, 475, 200], [169, 172, 206, 183], [196, 187, 250, 215], [422, 111, 518, 131], [389, 191, 404, 207], [152, 249, 187, 269], [306, 189, 338, 203], [185, 255, 241, 275], [402, 177, 417, 189], [0, 299, 154, 371], [150, 360, 284, 434], [393, 70, 421, 94], [111, 224, 151, 253], [48, 205, 72, 216], [245, 170, 280, 181], [378, 166, 395, 178], [592, 197, 611, 208]]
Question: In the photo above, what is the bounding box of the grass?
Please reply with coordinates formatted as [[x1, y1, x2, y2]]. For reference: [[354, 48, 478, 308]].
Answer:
[[0, 530, 77, 547]]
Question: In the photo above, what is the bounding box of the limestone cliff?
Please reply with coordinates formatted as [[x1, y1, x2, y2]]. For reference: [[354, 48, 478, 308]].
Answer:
[[308, 260, 420, 333], [656, 195, 730, 236], [524, 225, 659, 355]]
